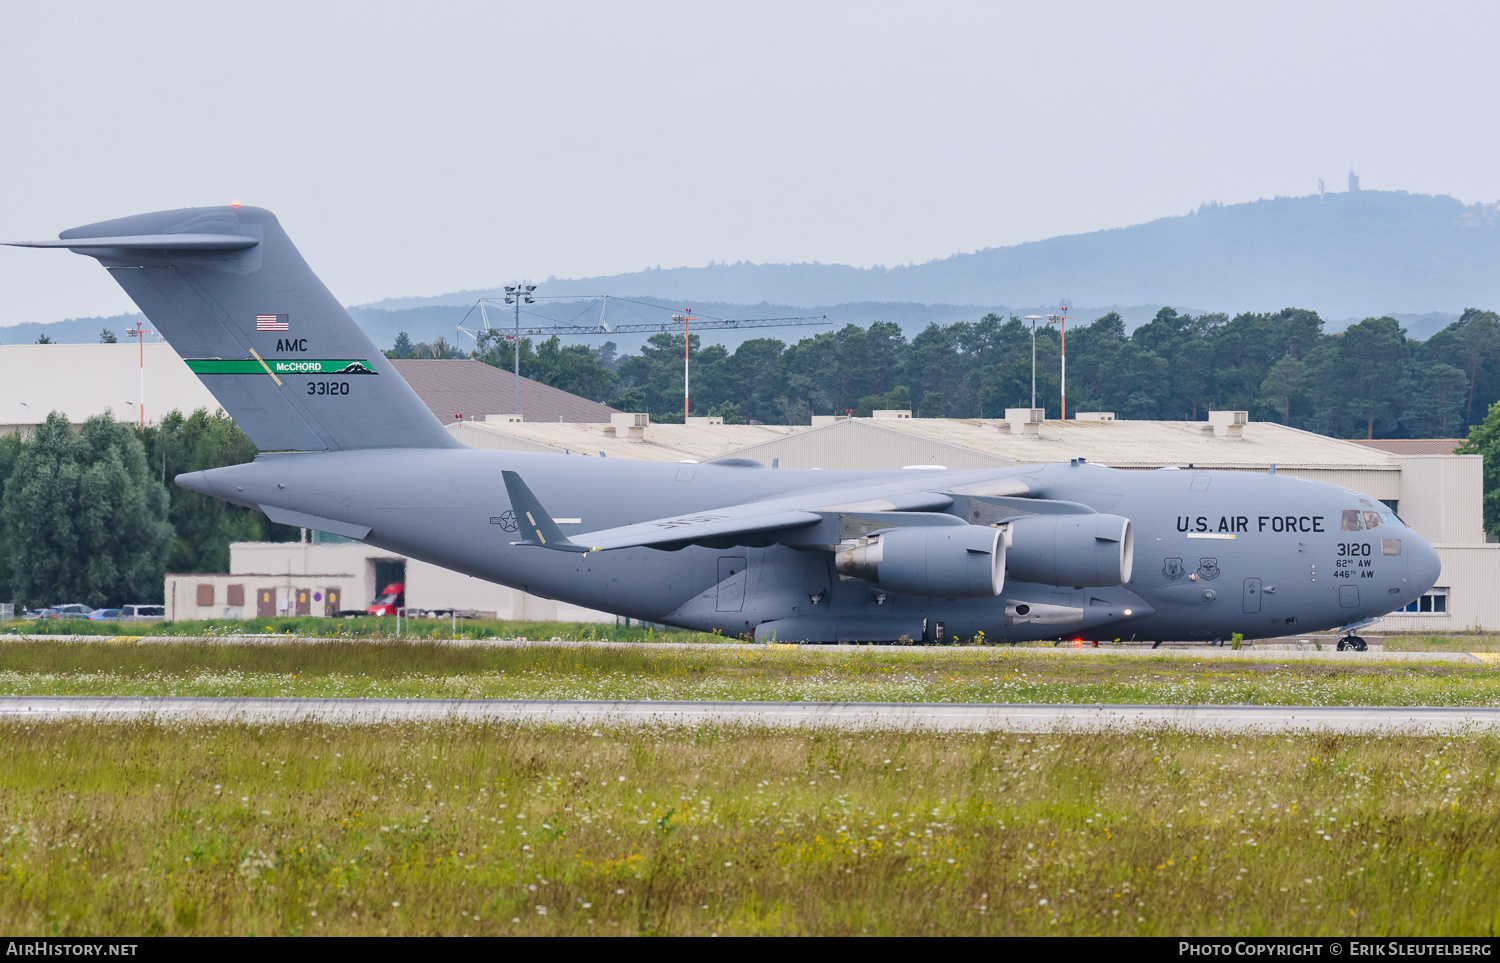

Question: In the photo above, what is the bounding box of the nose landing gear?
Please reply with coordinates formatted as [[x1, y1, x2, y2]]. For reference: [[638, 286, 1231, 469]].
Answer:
[[1336, 635, 1368, 652]]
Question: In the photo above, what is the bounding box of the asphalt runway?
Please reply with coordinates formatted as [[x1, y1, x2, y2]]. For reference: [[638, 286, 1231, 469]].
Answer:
[[3, 634, 1494, 663], [2, 697, 1498, 732]]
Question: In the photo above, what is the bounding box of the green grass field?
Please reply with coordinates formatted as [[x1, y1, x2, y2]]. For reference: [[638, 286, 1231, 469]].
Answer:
[[0, 639, 1496, 705], [0, 616, 722, 643], [1, 720, 1496, 936], [3, 635, 1497, 936]]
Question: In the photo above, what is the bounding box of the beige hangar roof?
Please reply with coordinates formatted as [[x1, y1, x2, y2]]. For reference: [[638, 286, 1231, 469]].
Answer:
[[456, 416, 1400, 471], [447, 418, 804, 462], [811, 418, 1401, 470]]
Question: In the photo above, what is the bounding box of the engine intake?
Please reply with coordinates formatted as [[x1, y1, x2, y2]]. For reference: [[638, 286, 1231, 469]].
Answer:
[[834, 524, 1004, 598], [1005, 513, 1134, 587]]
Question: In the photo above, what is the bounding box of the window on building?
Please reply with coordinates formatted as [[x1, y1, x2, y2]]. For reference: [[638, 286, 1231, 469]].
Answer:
[[1397, 587, 1448, 615]]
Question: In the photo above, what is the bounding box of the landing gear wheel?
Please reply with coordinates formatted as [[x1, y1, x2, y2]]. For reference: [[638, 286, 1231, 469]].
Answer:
[[1336, 638, 1347, 651], [1349, 635, 1367, 652]]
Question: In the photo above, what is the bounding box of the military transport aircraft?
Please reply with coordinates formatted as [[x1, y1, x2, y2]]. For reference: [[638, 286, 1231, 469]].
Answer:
[[7, 206, 1441, 648]]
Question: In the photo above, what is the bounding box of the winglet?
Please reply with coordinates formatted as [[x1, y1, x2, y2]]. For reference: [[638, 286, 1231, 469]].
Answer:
[[501, 470, 590, 553]]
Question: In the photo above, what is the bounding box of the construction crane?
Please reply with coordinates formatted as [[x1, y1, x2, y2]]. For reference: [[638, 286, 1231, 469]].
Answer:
[[454, 294, 832, 421], [457, 294, 829, 339]]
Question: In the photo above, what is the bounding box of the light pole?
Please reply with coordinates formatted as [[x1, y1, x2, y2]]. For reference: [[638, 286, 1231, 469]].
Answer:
[[503, 284, 536, 416], [1024, 315, 1044, 411], [1046, 304, 1071, 420], [671, 310, 697, 422]]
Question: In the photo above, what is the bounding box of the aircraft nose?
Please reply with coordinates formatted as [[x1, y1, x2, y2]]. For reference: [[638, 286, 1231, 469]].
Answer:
[[173, 470, 212, 495], [1409, 535, 1441, 595]]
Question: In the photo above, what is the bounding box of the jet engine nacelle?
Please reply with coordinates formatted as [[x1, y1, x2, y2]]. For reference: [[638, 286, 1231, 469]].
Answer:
[[834, 524, 1005, 598], [1004, 513, 1134, 587]]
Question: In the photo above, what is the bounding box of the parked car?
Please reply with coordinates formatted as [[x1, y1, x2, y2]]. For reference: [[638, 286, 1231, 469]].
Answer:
[[46, 604, 94, 620], [119, 604, 165, 622], [26, 607, 59, 619], [87, 608, 122, 621]]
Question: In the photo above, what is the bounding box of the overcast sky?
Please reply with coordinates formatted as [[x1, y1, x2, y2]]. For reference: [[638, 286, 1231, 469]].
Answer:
[[2, 0, 1498, 325]]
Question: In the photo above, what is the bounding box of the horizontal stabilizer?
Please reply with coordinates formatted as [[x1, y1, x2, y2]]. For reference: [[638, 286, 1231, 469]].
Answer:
[[5, 234, 259, 251], [501, 471, 588, 553]]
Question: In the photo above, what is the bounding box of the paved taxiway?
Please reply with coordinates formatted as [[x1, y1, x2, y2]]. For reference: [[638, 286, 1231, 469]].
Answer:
[[5, 634, 1495, 663], [3, 697, 1498, 732]]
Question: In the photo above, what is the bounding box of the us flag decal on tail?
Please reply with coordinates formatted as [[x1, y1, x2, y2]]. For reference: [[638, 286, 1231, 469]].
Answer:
[[256, 313, 290, 331]]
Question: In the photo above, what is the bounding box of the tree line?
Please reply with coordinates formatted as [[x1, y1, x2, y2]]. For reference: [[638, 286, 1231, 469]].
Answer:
[[5, 304, 1499, 609], [390, 307, 1500, 439], [0, 410, 295, 609]]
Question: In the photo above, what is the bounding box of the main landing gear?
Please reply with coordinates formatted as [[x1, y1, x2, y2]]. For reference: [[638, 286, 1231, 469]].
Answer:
[[1336, 635, 1368, 652]]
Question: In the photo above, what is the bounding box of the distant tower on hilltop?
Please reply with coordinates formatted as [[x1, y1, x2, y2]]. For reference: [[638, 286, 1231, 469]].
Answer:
[[1348, 168, 1360, 192]]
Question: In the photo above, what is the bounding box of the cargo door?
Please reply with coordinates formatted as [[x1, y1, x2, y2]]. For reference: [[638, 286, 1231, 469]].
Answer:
[[717, 556, 748, 612], [1243, 577, 1262, 613]]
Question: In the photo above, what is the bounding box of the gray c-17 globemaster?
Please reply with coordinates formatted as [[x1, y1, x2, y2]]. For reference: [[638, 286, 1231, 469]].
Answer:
[[7, 206, 1442, 648]]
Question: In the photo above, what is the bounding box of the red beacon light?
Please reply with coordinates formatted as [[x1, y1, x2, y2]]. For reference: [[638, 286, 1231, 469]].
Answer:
[[231, 200, 241, 207]]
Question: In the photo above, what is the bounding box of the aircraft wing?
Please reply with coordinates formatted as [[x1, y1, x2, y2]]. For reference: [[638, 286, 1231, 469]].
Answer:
[[501, 470, 957, 553]]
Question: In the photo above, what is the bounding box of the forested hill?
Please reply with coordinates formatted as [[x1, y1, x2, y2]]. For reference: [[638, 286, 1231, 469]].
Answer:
[[368, 190, 1500, 320]]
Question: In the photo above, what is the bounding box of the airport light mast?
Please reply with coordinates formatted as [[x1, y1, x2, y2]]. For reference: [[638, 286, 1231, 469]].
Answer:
[[671, 311, 696, 422], [1046, 303, 1072, 421], [503, 284, 536, 416], [1024, 315, 1043, 410]]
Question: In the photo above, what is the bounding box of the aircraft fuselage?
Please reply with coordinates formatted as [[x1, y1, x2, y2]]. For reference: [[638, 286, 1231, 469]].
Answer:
[[178, 450, 1440, 643]]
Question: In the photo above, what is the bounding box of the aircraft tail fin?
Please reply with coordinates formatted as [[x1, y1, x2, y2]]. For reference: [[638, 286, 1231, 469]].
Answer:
[[7, 206, 459, 452], [501, 470, 589, 553]]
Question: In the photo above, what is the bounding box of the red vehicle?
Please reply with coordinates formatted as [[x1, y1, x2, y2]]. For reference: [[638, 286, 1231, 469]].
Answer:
[[366, 582, 406, 616]]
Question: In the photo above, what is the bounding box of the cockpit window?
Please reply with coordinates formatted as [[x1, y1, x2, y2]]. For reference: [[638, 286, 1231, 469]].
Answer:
[[1363, 511, 1383, 530], [1341, 509, 1364, 532], [1380, 512, 1404, 528]]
